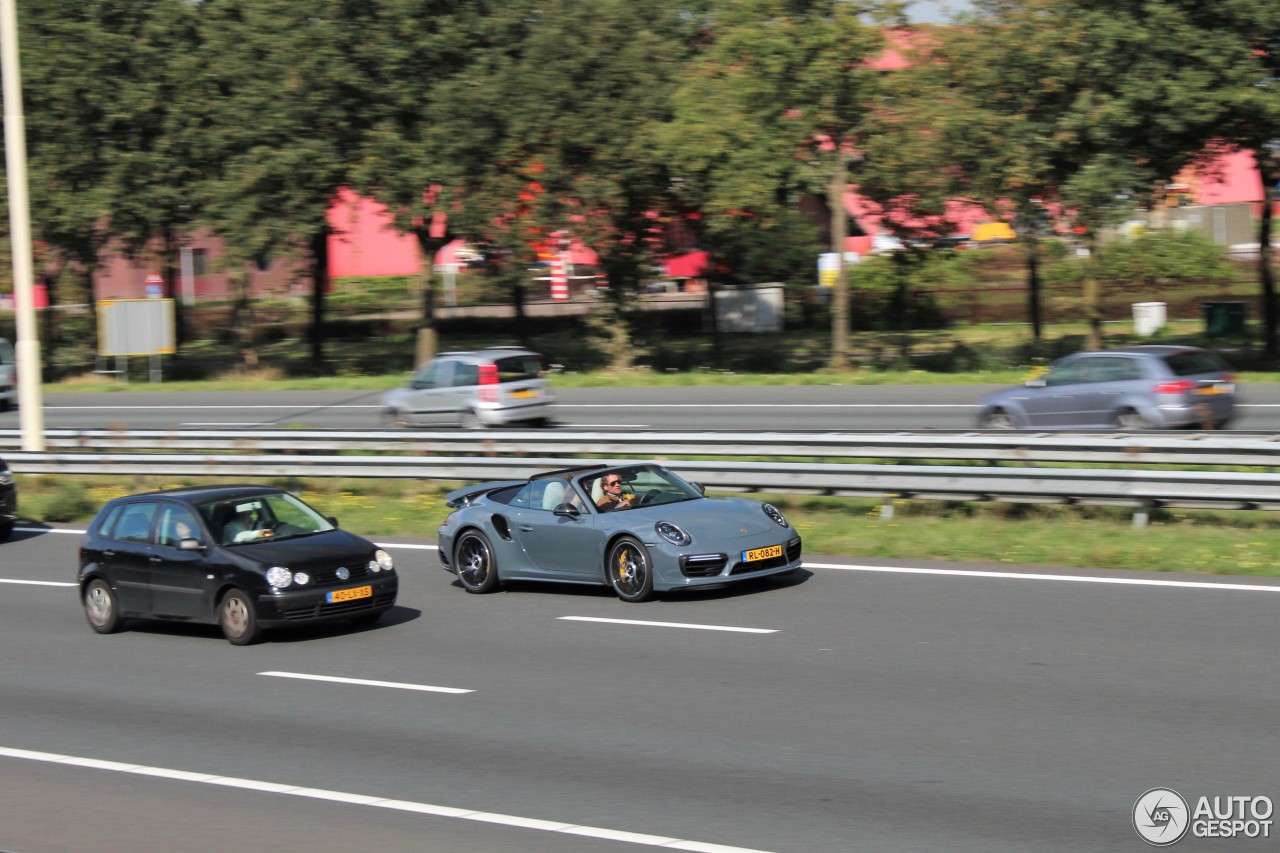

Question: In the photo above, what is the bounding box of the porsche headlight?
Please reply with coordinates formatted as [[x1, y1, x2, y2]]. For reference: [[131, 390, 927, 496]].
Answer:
[[266, 566, 293, 589], [762, 503, 789, 528], [655, 521, 691, 546], [369, 549, 395, 573]]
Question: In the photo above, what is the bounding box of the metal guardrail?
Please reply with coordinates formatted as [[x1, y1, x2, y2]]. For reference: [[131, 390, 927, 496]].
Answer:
[[5, 428, 1280, 525], [4, 428, 1280, 467]]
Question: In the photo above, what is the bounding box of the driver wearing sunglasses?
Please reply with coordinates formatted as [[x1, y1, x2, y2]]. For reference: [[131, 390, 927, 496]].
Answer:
[[594, 474, 635, 511]]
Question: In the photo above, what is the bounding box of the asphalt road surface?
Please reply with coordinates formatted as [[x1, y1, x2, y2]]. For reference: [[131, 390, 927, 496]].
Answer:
[[4, 383, 1280, 431], [2, 525, 1277, 852]]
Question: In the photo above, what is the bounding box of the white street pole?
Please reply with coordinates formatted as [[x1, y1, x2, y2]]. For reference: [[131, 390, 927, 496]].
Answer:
[[1, 0, 45, 450]]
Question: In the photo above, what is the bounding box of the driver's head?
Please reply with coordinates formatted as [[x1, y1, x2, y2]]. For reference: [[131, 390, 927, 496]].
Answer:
[[602, 475, 624, 494]]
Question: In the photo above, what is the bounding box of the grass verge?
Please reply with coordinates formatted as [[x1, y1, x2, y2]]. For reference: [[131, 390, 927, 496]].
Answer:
[[15, 474, 1280, 578]]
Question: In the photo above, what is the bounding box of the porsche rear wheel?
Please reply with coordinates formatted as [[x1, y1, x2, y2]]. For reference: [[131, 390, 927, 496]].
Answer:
[[606, 536, 654, 603], [455, 530, 499, 593]]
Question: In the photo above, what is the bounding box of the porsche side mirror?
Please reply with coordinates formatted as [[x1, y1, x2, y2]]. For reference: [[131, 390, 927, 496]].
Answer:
[[691, 482, 706, 495], [1024, 378, 1047, 388], [553, 503, 581, 518]]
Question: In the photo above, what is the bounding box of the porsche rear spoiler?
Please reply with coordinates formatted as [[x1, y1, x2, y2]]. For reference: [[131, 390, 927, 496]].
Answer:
[[444, 480, 526, 509]]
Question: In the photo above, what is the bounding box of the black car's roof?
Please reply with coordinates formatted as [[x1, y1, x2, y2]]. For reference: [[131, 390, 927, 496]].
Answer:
[[107, 484, 284, 504]]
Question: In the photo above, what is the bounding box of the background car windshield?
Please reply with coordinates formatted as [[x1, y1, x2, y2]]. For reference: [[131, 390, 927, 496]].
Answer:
[[494, 354, 542, 381], [1164, 350, 1230, 376]]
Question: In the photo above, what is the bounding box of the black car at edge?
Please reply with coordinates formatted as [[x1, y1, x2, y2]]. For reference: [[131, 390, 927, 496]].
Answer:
[[77, 485, 398, 645], [0, 454, 16, 541]]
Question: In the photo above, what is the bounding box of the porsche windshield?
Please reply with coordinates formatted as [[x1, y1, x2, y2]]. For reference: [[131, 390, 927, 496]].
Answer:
[[579, 465, 703, 510]]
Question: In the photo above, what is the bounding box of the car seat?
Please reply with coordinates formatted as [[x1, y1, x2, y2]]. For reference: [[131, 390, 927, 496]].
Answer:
[[542, 480, 566, 510]]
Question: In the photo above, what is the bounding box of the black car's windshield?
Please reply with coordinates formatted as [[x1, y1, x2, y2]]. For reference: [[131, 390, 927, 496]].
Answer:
[[580, 464, 703, 512], [200, 492, 335, 545]]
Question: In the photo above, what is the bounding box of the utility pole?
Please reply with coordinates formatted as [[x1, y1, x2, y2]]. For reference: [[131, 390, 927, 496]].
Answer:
[[1, 0, 46, 450]]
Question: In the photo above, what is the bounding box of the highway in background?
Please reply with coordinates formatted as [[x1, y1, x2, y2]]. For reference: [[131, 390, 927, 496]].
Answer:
[[3, 384, 1280, 432], [2, 527, 1277, 852]]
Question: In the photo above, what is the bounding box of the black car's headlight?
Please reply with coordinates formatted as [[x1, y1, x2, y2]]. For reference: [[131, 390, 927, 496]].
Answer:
[[0, 470, 12, 486], [266, 566, 294, 589], [369, 549, 395, 573], [762, 503, 789, 528], [655, 521, 691, 546]]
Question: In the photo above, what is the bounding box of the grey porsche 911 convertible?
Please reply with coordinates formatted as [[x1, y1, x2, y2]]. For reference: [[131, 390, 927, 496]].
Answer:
[[438, 463, 803, 602]]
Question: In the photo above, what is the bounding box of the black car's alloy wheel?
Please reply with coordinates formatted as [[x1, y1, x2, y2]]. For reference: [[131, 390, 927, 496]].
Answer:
[[83, 578, 123, 634], [455, 530, 499, 593], [219, 589, 263, 645], [607, 536, 654, 603]]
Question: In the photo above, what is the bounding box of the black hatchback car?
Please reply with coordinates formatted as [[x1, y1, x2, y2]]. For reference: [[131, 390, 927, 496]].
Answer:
[[78, 485, 398, 645], [0, 454, 16, 541]]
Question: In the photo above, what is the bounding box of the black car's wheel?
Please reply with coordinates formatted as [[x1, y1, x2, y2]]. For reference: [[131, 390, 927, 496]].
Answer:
[[606, 536, 654, 603], [0, 520, 12, 542], [83, 578, 123, 634], [980, 409, 1017, 429], [219, 589, 263, 645], [455, 530, 499, 593], [1114, 409, 1153, 430]]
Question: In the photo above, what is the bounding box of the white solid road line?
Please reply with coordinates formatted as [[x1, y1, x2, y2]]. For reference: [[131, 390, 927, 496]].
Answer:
[[0, 746, 776, 853], [0, 578, 75, 587], [559, 616, 777, 634], [805, 562, 1280, 592], [259, 671, 473, 694]]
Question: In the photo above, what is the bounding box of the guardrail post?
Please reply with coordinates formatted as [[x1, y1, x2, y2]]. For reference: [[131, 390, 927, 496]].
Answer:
[[880, 497, 895, 521], [1132, 501, 1151, 528]]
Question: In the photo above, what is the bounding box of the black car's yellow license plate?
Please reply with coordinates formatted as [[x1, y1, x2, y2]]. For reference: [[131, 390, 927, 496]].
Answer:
[[511, 389, 538, 398], [327, 585, 372, 603], [742, 544, 784, 562]]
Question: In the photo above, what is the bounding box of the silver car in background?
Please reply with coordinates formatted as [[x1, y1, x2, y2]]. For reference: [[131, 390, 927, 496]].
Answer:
[[381, 347, 553, 429], [977, 345, 1238, 430], [0, 337, 15, 412]]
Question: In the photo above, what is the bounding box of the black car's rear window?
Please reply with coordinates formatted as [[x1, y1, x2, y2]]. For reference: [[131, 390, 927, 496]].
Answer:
[[493, 355, 543, 382], [1163, 350, 1230, 376]]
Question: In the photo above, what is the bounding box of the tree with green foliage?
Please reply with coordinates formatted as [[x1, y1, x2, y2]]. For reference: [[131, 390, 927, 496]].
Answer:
[[188, 0, 379, 370], [664, 0, 888, 369]]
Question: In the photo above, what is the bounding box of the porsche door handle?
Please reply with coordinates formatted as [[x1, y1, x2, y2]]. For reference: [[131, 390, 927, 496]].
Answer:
[[517, 525, 535, 532]]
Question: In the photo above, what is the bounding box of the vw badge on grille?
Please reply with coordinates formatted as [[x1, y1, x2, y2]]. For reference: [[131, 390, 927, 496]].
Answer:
[[336, 567, 350, 581]]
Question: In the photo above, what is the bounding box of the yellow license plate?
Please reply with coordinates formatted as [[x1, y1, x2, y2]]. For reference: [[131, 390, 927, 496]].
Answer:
[[327, 585, 372, 603], [1195, 385, 1229, 395], [742, 544, 784, 562], [511, 389, 537, 398]]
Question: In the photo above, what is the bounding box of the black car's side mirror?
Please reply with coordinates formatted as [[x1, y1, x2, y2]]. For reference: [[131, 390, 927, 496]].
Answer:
[[553, 503, 581, 518], [178, 538, 204, 551], [327, 516, 339, 528]]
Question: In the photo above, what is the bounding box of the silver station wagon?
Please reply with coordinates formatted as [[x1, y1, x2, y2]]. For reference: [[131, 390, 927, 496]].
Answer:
[[977, 345, 1238, 430]]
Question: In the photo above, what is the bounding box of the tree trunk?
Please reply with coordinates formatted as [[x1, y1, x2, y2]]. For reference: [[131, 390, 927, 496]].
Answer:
[[309, 225, 329, 369], [828, 153, 849, 370], [1025, 236, 1042, 341], [414, 227, 439, 368], [162, 227, 185, 345], [1082, 230, 1102, 350], [1258, 157, 1277, 361], [229, 266, 257, 369]]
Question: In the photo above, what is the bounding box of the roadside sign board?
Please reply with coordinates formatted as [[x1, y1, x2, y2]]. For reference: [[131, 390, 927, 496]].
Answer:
[[98, 298, 176, 356]]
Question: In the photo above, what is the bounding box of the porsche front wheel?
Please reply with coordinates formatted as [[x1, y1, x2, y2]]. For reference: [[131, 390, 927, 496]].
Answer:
[[606, 536, 654, 603]]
